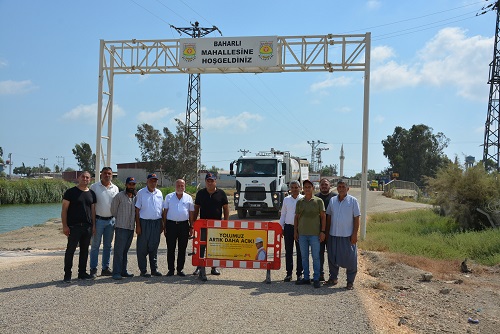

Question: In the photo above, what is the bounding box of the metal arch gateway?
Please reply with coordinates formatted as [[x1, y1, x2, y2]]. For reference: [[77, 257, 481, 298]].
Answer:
[[95, 33, 371, 239]]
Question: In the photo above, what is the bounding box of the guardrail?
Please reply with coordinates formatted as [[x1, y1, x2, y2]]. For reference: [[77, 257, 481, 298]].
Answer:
[[384, 180, 420, 192]]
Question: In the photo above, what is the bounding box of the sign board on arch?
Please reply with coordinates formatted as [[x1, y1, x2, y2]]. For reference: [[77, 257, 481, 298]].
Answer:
[[179, 36, 279, 69]]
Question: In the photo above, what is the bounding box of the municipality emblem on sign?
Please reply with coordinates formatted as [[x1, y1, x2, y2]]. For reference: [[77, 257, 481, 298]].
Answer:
[[259, 41, 274, 61], [182, 43, 196, 62]]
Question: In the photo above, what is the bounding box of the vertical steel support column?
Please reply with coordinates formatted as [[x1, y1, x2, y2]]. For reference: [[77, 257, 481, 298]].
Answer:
[[360, 32, 371, 240], [95, 39, 105, 177]]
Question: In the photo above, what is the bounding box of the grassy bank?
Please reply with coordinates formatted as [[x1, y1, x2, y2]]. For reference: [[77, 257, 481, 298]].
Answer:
[[359, 209, 500, 266], [0, 179, 74, 205]]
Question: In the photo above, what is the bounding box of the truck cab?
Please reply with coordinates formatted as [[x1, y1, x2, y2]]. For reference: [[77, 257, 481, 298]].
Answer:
[[230, 150, 299, 218]]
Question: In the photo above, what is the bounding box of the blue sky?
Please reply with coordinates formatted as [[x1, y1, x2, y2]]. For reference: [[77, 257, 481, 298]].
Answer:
[[0, 0, 495, 178]]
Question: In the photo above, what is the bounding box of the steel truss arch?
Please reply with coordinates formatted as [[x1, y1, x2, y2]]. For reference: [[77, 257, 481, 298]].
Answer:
[[95, 33, 371, 238]]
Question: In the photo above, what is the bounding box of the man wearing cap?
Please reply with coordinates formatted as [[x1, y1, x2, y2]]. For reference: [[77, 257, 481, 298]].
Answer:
[[162, 179, 194, 277], [193, 172, 229, 281], [315, 178, 337, 281], [279, 180, 304, 282], [89, 166, 119, 278], [294, 179, 326, 288], [325, 179, 360, 290], [255, 237, 266, 261], [110, 177, 137, 280], [135, 173, 164, 278]]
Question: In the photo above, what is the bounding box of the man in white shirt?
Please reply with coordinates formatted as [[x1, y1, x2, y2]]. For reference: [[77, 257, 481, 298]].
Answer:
[[162, 179, 194, 277], [89, 167, 119, 277], [135, 173, 164, 278], [279, 180, 304, 282]]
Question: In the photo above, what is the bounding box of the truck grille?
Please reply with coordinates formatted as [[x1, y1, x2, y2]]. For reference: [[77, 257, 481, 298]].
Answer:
[[244, 187, 266, 200]]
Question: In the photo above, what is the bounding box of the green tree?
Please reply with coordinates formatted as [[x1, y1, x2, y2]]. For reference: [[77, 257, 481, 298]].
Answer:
[[136, 120, 199, 182], [382, 124, 450, 185], [353, 169, 377, 180], [14, 163, 33, 177], [136, 123, 163, 174], [426, 162, 500, 230], [72, 142, 95, 173], [318, 164, 337, 176]]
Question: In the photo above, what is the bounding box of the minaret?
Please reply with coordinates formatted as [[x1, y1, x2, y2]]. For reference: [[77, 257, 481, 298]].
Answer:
[[340, 144, 345, 178]]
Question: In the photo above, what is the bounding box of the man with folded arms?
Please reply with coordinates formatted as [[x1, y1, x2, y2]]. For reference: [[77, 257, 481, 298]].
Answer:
[[163, 179, 194, 277], [135, 173, 164, 278]]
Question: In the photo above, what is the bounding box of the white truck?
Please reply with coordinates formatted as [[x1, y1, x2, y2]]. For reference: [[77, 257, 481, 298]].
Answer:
[[230, 148, 309, 218]]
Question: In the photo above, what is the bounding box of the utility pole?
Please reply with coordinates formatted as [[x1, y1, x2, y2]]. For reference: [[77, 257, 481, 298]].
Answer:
[[171, 21, 222, 182], [316, 147, 329, 171], [7, 153, 12, 179], [307, 140, 327, 172], [40, 157, 48, 175], [479, 0, 500, 171], [239, 149, 250, 156], [56, 155, 65, 172]]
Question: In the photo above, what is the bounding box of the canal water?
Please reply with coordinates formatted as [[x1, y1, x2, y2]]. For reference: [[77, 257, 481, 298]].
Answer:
[[0, 203, 61, 234]]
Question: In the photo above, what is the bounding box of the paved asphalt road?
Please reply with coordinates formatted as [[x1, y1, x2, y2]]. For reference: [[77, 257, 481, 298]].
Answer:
[[0, 189, 429, 333]]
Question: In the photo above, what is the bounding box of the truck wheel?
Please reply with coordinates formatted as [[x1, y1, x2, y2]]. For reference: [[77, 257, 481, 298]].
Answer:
[[249, 210, 257, 217], [237, 209, 247, 219]]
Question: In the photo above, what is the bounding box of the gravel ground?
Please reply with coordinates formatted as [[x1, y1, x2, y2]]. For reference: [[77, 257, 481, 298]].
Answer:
[[1, 189, 497, 333]]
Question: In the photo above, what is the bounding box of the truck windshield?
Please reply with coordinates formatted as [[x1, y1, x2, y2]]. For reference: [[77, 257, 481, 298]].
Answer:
[[236, 159, 277, 177]]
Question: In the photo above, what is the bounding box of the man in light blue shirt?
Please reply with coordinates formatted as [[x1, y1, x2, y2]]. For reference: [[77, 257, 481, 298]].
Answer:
[[325, 179, 360, 290]]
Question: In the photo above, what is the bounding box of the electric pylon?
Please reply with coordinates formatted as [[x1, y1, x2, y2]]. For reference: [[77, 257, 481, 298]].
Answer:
[[480, 1, 500, 171], [170, 21, 222, 181]]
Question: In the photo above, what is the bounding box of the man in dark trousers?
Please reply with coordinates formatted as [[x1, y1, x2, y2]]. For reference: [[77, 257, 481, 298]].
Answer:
[[315, 178, 337, 281], [61, 171, 96, 283], [193, 172, 229, 281]]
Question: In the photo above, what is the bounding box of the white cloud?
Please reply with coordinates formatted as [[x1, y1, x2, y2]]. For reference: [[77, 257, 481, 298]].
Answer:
[[418, 27, 492, 101], [373, 114, 385, 123], [371, 45, 395, 63], [372, 61, 421, 90], [310, 75, 353, 93], [371, 27, 492, 101], [62, 103, 125, 124], [366, 0, 381, 10], [203, 111, 263, 131], [0, 80, 37, 95], [136, 107, 173, 123], [0, 59, 7, 68], [336, 106, 352, 114]]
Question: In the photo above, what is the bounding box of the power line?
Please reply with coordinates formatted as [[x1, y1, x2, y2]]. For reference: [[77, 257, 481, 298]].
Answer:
[[340, 1, 484, 34]]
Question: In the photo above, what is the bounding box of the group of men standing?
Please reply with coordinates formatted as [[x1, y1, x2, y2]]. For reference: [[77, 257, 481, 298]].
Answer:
[[61, 168, 359, 289], [279, 178, 360, 290], [61, 168, 228, 283]]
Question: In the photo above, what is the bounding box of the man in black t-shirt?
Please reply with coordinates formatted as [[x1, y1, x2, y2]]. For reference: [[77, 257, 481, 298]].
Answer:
[[315, 178, 337, 281], [193, 172, 229, 281], [61, 171, 97, 283]]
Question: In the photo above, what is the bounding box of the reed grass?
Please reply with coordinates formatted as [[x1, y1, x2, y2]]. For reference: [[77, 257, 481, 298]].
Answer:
[[0, 179, 74, 205]]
